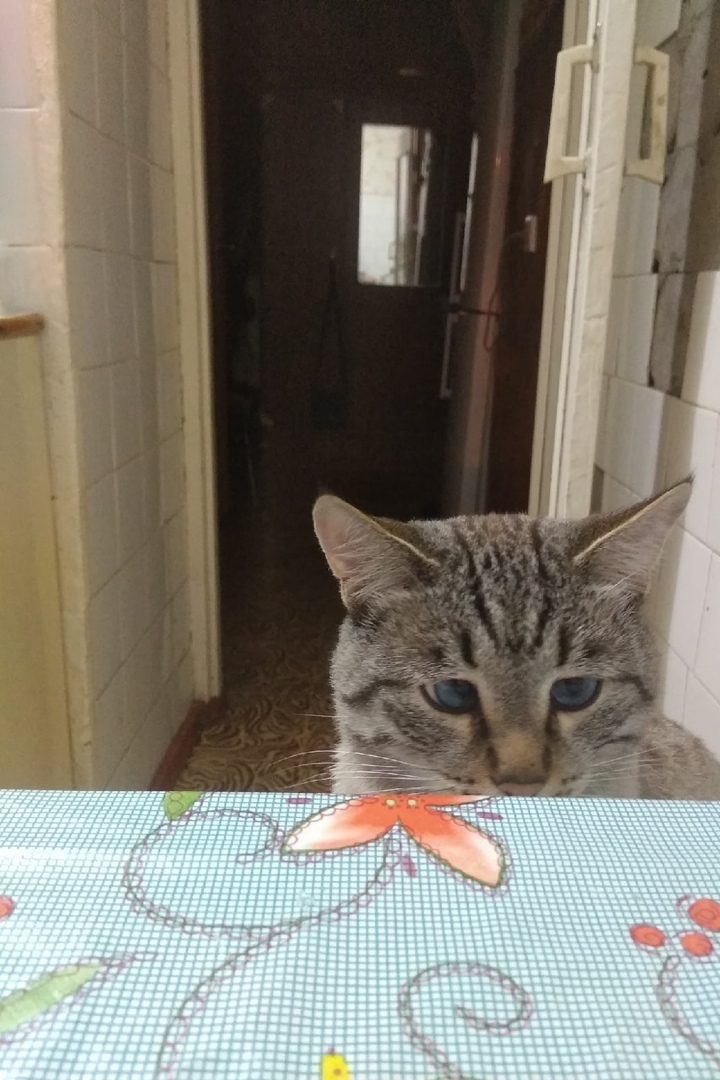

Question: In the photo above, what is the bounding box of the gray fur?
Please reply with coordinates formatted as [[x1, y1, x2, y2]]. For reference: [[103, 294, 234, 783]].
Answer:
[[313, 480, 720, 800]]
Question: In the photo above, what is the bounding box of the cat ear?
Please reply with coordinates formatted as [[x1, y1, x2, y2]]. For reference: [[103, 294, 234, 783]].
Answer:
[[312, 495, 437, 609], [572, 477, 692, 595]]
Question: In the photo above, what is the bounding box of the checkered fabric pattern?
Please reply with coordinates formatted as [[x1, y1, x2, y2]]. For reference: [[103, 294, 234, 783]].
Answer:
[[0, 790, 719, 1078]]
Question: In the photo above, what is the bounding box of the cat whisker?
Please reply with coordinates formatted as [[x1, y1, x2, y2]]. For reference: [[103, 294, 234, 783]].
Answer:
[[268, 747, 442, 775], [273, 764, 347, 784], [267, 763, 337, 779], [291, 765, 421, 778], [582, 761, 649, 780], [583, 752, 650, 770], [281, 772, 337, 790], [582, 765, 642, 781], [584, 758, 647, 774], [593, 747, 651, 763], [268, 757, 435, 786], [334, 750, 441, 773], [264, 749, 338, 769], [280, 762, 430, 783], [583, 749, 655, 773], [584, 766, 642, 779], [581, 768, 644, 785], [282, 771, 431, 792]]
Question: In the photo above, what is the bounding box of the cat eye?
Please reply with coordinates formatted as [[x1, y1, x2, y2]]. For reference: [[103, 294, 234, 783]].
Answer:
[[423, 679, 479, 714], [550, 677, 601, 711]]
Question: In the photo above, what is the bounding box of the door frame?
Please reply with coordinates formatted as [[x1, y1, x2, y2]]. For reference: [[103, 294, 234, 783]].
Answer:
[[169, 0, 637, 696], [528, 0, 592, 517], [529, 0, 639, 519], [168, 0, 221, 699]]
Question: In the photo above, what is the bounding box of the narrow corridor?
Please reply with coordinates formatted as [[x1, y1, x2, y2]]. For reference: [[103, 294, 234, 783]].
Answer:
[[175, 435, 342, 791]]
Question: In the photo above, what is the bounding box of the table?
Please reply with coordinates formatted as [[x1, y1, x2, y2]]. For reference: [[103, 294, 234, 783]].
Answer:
[[0, 789, 719, 1078]]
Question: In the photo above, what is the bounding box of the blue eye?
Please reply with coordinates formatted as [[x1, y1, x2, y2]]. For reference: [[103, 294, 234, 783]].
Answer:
[[424, 679, 479, 714], [550, 677, 600, 711]]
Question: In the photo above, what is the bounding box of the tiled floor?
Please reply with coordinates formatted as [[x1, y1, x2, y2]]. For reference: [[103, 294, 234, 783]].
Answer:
[[174, 434, 342, 792]]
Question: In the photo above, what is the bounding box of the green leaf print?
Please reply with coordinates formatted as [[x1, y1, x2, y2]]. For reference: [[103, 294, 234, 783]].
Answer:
[[0, 963, 104, 1034], [163, 791, 203, 820]]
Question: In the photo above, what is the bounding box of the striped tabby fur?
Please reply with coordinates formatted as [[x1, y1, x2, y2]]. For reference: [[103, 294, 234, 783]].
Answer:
[[313, 478, 720, 800]]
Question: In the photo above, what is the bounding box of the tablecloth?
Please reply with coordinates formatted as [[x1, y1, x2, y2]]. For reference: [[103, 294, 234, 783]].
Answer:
[[0, 789, 719, 1078]]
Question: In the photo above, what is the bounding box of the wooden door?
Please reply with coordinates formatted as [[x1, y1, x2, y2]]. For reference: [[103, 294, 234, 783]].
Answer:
[[323, 105, 471, 518], [260, 97, 472, 519], [484, 1, 564, 513], [255, 0, 475, 519]]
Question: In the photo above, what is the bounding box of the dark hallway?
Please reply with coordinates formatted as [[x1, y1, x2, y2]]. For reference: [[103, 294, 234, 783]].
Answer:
[[168, 0, 477, 789], [167, 0, 556, 790]]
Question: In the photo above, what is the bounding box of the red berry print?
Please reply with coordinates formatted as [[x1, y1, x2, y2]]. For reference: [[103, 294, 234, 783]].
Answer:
[[688, 897, 720, 932], [630, 924, 666, 948], [680, 932, 713, 957], [0, 896, 14, 920]]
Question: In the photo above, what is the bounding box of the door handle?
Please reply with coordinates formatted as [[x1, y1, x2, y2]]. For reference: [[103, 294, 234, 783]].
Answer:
[[440, 312, 459, 400], [544, 43, 594, 181], [626, 45, 669, 185]]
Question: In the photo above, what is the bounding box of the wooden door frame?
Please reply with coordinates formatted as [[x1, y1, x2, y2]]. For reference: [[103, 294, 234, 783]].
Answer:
[[168, 0, 221, 699]]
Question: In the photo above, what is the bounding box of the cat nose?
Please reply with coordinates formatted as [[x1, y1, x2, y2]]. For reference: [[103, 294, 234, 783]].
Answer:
[[497, 781, 545, 796]]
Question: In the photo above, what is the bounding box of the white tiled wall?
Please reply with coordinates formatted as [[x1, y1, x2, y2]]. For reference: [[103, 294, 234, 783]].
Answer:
[[600, 288, 720, 760], [0, 0, 193, 787], [58, 0, 192, 788], [595, 0, 720, 761], [595, 0, 720, 764], [0, 2, 42, 314]]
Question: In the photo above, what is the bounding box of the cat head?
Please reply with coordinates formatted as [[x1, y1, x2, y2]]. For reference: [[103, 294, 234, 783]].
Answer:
[[313, 479, 691, 797]]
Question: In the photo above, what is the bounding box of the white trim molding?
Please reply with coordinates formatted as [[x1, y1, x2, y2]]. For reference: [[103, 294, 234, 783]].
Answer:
[[530, 0, 637, 519], [168, 0, 221, 698]]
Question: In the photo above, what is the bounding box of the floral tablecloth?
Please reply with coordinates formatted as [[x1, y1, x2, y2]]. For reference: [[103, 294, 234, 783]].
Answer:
[[0, 789, 719, 1078]]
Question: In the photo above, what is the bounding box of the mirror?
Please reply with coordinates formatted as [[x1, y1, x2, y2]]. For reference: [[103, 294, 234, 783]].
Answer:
[[357, 124, 442, 287]]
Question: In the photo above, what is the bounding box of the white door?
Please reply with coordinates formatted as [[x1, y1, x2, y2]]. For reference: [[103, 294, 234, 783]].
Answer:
[[529, 0, 668, 519]]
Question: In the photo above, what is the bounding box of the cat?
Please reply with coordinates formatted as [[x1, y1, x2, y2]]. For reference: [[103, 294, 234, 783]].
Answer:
[[312, 477, 720, 800]]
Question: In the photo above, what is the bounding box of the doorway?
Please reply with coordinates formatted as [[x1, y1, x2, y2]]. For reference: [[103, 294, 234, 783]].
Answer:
[[172, 0, 476, 791], [173, 0, 561, 790], [203, 2, 475, 524]]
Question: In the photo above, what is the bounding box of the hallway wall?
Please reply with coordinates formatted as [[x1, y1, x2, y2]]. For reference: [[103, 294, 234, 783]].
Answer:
[[58, 0, 193, 786], [0, 0, 193, 787]]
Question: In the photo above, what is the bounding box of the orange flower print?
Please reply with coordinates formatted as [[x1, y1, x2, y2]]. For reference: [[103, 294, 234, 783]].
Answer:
[[680, 932, 713, 957], [630, 895, 720, 1067], [630, 924, 666, 949], [630, 894, 720, 961], [688, 897, 720, 932], [282, 794, 505, 887]]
